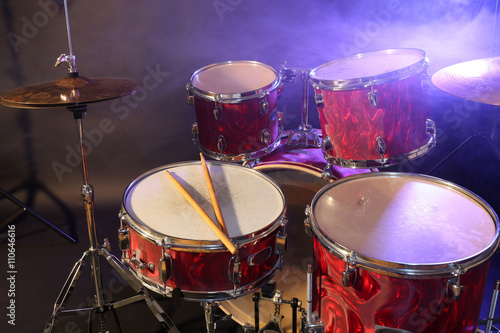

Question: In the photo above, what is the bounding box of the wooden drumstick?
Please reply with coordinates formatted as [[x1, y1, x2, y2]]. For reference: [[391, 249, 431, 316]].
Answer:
[[164, 170, 237, 255], [199, 153, 229, 236]]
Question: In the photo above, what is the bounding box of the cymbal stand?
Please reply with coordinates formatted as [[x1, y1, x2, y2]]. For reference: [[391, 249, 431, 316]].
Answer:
[[280, 61, 321, 148], [43, 105, 180, 333]]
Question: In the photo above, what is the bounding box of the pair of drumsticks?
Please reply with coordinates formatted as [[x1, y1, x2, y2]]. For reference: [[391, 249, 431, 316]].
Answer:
[[165, 153, 238, 255]]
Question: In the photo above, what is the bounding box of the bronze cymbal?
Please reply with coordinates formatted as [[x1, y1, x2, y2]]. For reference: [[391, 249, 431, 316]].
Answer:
[[0, 76, 143, 109], [431, 57, 500, 106]]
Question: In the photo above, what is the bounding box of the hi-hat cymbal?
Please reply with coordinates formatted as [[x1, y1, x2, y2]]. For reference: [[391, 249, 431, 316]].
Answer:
[[0, 76, 143, 109], [431, 57, 500, 106]]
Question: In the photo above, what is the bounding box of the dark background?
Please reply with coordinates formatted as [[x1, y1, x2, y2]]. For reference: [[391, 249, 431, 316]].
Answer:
[[1, 0, 500, 332]]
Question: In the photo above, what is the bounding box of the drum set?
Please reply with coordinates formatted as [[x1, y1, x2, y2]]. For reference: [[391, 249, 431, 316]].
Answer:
[[1, 3, 499, 332]]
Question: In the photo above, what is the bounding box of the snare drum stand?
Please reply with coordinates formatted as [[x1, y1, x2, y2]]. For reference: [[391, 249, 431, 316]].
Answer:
[[44, 105, 180, 333]]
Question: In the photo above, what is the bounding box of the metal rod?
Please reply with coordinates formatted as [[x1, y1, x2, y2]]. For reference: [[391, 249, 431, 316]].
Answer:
[[63, 0, 73, 58], [486, 280, 500, 333], [74, 108, 104, 310], [307, 264, 313, 324]]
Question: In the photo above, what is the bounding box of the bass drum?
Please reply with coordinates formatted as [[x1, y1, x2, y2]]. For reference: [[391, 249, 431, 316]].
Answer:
[[219, 132, 371, 331]]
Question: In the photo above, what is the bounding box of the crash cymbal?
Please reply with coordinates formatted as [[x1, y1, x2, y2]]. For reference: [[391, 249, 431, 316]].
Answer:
[[431, 57, 500, 106], [0, 76, 143, 109]]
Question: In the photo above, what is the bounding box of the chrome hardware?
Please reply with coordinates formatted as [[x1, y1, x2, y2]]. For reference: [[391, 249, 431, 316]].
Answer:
[[229, 256, 242, 287], [342, 257, 358, 287], [368, 83, 379, 108], [261, 129, 270, 145], [159, 253, 173, 283], [191, 122, 199, 144], [314, 92, 325, 108], [304, 205, 313, 237], [118, 228, 129, 251], [276, 231, 287, 270], [147, 262, 155, 271], [131, 250, 145, 270], [213, 104, 222, 120], [260, 97, 269, 114], [321, 164, 333, 181], [301, 311, 324, 333], [186, 84, 195, 106], [102, 238, 111, 252], [376, 136, 386, 155], [217, 135, 226, 153], [446, 265, 464, 300], [426, 118, 436, 142], [280, 60, 298, 83], [321, 135, 332, 153]]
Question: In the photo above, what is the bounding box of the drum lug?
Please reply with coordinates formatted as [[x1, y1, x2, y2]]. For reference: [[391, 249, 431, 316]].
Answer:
[[261, 129, 270, 145], [314, 92, 324, 109], [213, 103, 223, 120], [304, 205, 313, 237], [446, 265, 464, 300], [191, 122, 199, 144], [118, 228, 130, 251], [426, 118, 436, 143], [260, 97, 269, 114], [186, 83, 195, 106], [275, 231, 287, 270], [159, 254, 173, 283], [368, 83, 379, 108], [376, 136, 387, 156], [217, 135, 226, 153], [342, 257, 358, 287], [229, 255, 242, 288]]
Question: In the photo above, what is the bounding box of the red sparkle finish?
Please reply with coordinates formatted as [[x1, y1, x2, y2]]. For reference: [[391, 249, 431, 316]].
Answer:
[[312, 238, 489, 333], [315, 74, 430, 162], [124, 221, 284, 301], [194, 90, 280, 155]]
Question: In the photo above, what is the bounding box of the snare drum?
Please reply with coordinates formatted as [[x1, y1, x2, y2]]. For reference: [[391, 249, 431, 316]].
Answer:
[[306, 173, 499, 332], [219, 133, 372, 331], [310, 49, 436, 168], [119, 162, 286, 301], [187, 61, 282, 161]]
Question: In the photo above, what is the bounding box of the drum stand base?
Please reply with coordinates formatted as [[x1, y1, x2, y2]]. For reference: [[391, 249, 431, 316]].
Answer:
[[43, 241, 180, 333]]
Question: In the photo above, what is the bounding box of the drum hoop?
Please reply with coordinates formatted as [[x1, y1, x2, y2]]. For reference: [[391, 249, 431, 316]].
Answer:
[[323, 134, 436, 169], [122, 161, 287, 250], [188, 60, 281, 102], [309, 48, 428, 91], [309, 172, 500, 278], [124, 257, 282, 301]]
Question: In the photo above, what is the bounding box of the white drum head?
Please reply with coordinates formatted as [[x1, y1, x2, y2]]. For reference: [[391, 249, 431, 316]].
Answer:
[[124, 162, 285, 241], [191, 61, 277, 94], [312, 173, 498, 265], [310, 49, 426, 85]]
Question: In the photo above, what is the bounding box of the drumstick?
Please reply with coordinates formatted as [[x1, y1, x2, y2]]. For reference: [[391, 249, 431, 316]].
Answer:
[[200, 153, 229, 236], [164, 170, 237, 255]]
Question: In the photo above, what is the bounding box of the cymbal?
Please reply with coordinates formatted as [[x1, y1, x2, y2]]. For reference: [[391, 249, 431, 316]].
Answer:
[[431, 57, 500, 106], [0, 76, 143, 109]]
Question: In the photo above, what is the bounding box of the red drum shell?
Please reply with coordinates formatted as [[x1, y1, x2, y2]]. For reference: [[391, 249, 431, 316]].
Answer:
[[309, 172, 499, 332], [120, 162, 287, 301], [310, 49, 434, 168], [188, 61, 282, 161]]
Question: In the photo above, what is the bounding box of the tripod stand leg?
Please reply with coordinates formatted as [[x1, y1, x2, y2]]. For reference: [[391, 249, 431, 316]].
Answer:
[[44, 250, 90, 333], [0, 187, 77, 244], [102, 249, 180, 333]]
